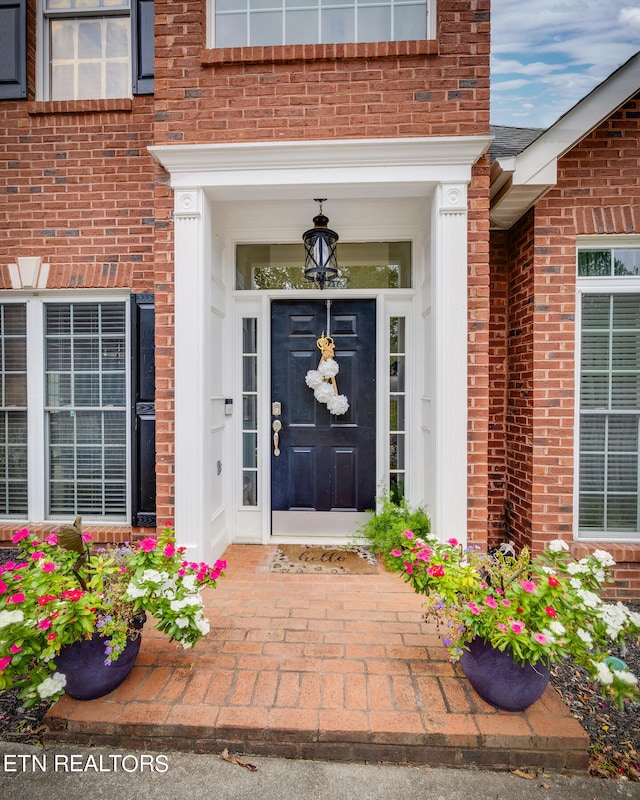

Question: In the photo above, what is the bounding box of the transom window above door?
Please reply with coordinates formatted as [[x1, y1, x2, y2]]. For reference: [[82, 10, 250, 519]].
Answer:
[[236, 241, 412, 290], [213, 0, 428, 48]]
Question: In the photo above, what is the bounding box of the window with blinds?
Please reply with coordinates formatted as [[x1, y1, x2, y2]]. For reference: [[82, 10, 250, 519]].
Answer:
[[578, 274, 640, 537], [45, 303, 127, 518], [0, 304, 28, 516]]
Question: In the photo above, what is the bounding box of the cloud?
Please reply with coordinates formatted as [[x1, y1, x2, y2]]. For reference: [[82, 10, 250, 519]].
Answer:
[[619, 6, 640, 26], [491, 0, 640, 126]]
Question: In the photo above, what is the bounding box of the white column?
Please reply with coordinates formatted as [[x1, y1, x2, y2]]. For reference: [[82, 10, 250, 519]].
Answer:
[[431, 183, 469, 544], [173, 189, 208, 557]]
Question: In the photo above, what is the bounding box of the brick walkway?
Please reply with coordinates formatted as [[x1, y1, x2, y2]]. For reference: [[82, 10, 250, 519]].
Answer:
[[46, 544, 589, 771]]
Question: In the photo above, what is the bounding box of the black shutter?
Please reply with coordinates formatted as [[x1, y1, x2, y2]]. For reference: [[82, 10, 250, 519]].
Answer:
[[132, 0, 154, 95], [0, 0, 27, 100], [131, 294, 156, 528]]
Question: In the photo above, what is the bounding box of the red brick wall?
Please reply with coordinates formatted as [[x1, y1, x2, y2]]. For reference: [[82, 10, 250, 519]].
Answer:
[[150, 0, 492, 533], [490, 94, 640, 599], [1, 0, 491, 546], [487, 229, 508, 549]]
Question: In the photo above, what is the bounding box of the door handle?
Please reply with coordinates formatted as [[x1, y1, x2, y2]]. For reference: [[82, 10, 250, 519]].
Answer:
[[272, 419, 282, 456]]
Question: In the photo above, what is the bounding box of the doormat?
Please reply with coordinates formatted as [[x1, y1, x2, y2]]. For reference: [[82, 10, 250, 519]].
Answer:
[[270, 545, 378, 574]]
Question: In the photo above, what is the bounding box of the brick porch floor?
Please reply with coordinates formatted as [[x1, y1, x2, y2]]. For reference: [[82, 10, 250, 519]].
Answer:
[[45, 544, 589, 772]]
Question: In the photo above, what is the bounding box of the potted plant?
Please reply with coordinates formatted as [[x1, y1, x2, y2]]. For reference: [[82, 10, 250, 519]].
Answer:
[[0, 522, 226, 706], [392, 531, 640, 711]]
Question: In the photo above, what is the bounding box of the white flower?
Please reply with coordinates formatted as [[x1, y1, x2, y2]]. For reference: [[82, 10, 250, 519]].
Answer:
[[326, 394, 349, 415], [599, 602, 630, 639], [549, 620, 566, 636], [37, 672, 67, 698], [314, 383, 336, 404], [181, 574, 197, 592], [569, 578, 582, 589], [175, 617, 190, 629], [575, 589, 601, 608], [567, 562, 590, 575], [613, 670, 638, 686], [0, 609, 25, 629], [305, 369, 324, 389], [181, 641, 193, 649], [318, 358, 339, 378], [592, 660, 614, 686], [593, 568, 605, 584], [627, 608, 640, 627], [548, 540, 569, 553], [540, 628, 556, 644], [576, 628, 593, 648], [592, 549, 616, 567], [141, 569, 163, 584], [195, 613, 210, 635], [123, 582, 147, 599]]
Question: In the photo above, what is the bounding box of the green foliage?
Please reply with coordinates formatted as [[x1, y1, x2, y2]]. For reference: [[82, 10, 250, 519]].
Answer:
[[356, 493, 431, 570]]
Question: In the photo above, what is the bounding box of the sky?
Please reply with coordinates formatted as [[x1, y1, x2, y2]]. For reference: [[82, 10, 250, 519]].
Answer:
[[491, 0, 640, 129]]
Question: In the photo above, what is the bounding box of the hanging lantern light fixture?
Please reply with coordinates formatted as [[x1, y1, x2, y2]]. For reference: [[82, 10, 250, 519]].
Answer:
[[303, 199, 339, 289]]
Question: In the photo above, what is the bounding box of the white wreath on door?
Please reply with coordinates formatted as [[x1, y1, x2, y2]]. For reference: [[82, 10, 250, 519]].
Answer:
[[304, 333, 349, 416]]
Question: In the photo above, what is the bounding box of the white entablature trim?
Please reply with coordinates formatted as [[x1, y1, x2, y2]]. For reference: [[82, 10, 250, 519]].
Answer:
[[149, 136, 492, 195]]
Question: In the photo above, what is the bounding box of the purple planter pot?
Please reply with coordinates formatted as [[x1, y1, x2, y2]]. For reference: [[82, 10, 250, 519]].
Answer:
[[460, 637, 550, 712], [54, 615, 145, 701]]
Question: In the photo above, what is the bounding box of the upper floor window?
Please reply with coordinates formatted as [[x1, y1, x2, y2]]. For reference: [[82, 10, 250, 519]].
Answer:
[[40, 0, 154, 100], [214, 0, 428, 48]]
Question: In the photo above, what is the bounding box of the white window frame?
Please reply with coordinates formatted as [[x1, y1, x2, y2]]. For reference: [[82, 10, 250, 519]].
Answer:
[[206, 0, 436, 49], [37, 0, 132, 102], [575, 236, 640, 541], [0, 293, 131, 525]]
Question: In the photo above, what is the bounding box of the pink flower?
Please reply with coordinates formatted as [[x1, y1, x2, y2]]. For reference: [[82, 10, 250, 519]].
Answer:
[[81, 532, 93, 543], [215, 560, 227, 571], [402, 530, 415, 540], [501, 599, 512, 607], [61, 589, 84, 601], [497, 624, 507, 632], [38, 618, 52, 630], [10, 644, 22, 654], [7, 593, 25, 604], [163, 543, 176, 558], [44, 533, 58, 546], [41, 562, 56, 573], [11, 529, 30, 543], [177, 568, 186, 577], [533, 633, 547, 644], [390, 549, 403, 558], [447, 538, 459, 546], [139, 537, 157, 553], [467, 602, 480, 615], [0, 581, 7, 595], [31, 551, 45, 561], [0, 562, 15, 573], [485, 596, 498, 609], [209, 569, 221, 580], [519, 580, 536, 593], [545, 606, 557, 618], [495, 588, 504, 595], [404, 562, 414, 575], [510, 621, 526, 634], [416, 549, 432, 562], [0, 656, 12, 670], [427, 565, 445, 577]]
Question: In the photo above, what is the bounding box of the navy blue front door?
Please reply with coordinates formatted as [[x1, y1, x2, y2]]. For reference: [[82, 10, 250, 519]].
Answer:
[[271, 300, 376, 527]]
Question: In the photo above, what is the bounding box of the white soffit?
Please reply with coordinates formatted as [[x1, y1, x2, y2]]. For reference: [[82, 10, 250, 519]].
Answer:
[[491, 51, 640, 230], [149, 136, 492, 199]]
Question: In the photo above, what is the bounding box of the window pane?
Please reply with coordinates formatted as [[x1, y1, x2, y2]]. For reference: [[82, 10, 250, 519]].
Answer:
[[394, 3, 425, 39], [614, 249, 640, 277], [322, 7, 354, 42], [285, 9, 318, 43], [581, 294, 610, 328], [216, 14, 248, 47], [251, 11, 283, 44], [358, 5, 390, 41], [578, 251, 611, 277], [46, 304, 127, 518]]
